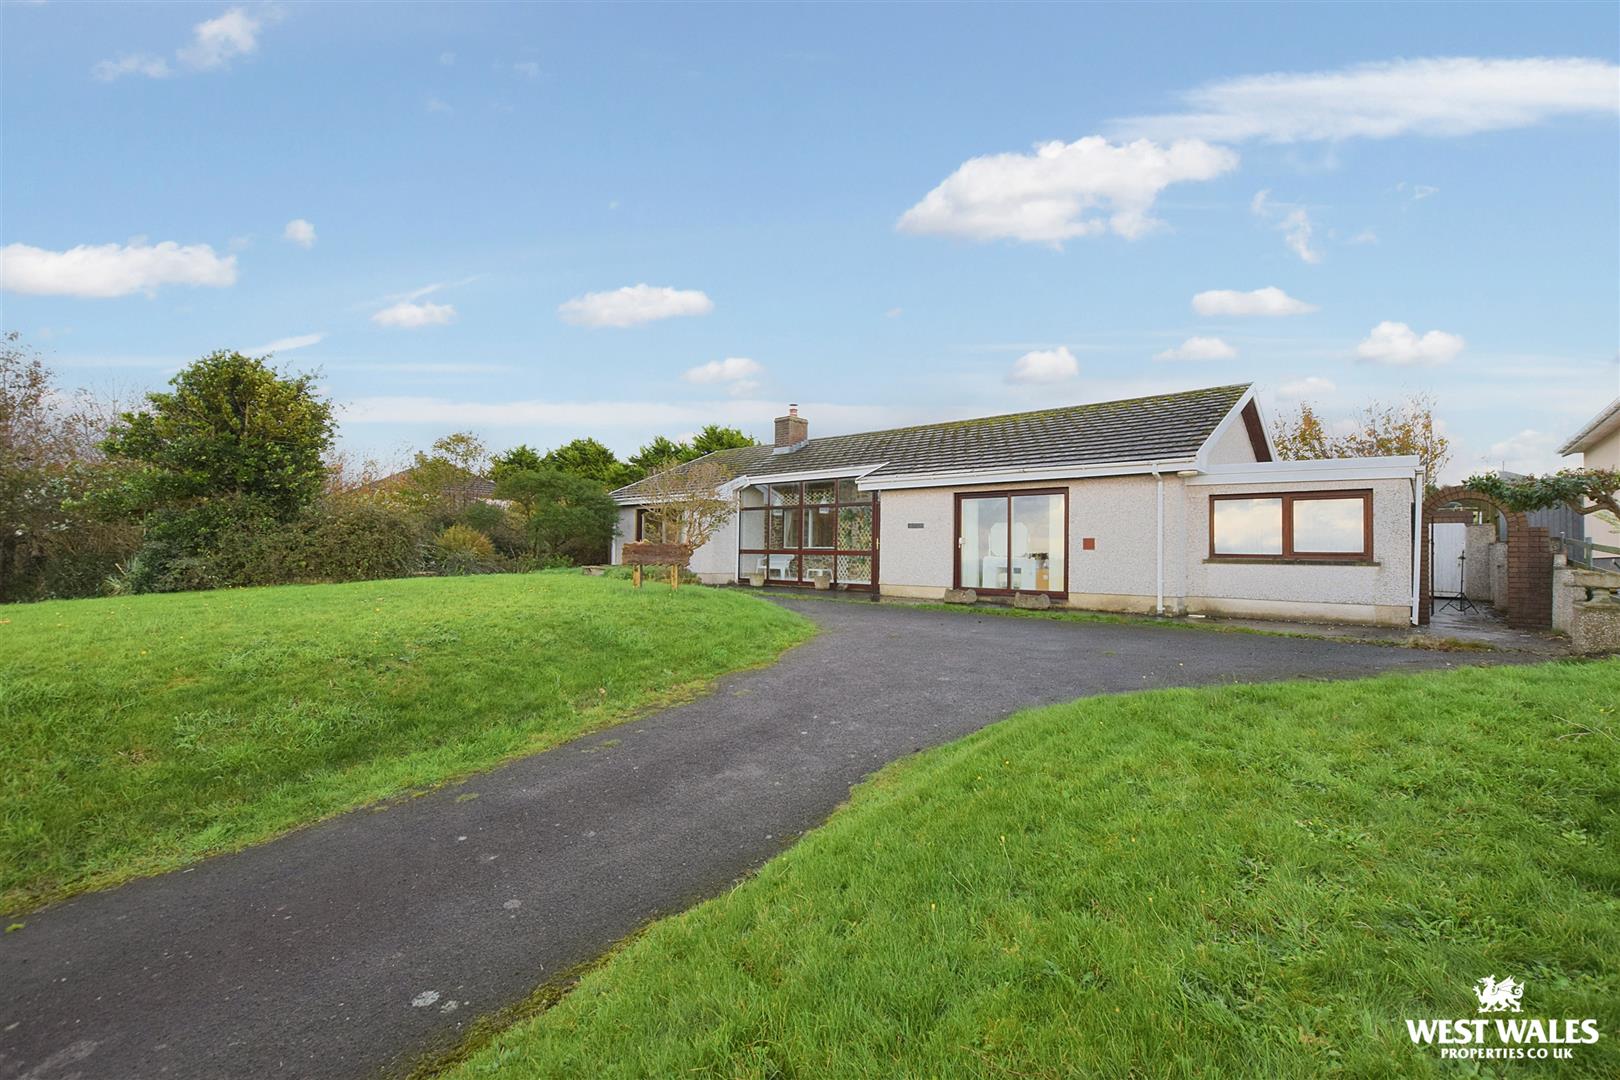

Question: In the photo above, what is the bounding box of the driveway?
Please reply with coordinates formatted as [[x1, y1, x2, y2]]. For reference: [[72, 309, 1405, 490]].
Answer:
[[0, 599, 1511, 1080]]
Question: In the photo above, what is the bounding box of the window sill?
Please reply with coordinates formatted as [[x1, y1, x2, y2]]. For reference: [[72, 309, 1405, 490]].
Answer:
[[1204, 556, 1380, 567]]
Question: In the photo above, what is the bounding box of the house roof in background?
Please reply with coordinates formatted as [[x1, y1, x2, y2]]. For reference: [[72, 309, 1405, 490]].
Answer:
[[1559, 397, 1620, 456], [612, 383, 1251, 501]]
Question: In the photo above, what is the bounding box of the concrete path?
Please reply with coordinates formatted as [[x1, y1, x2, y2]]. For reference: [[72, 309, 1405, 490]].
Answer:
[[0, 600, 1514, 1080]]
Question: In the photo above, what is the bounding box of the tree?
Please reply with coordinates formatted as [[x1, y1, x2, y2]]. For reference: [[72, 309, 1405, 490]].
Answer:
[[688, 424, 757, 457], [1271, 393, 1451, 486], [397, 431, 491, 517], [494, 467, 618, 563], [489, 443, 544, 482], [102, 350, 334, 518], [542, 437, 632, 489], [1463, 468, 1620, 523], [634, 458, 736, 552], [626, 435, 690, 480], [2, 333, 132, 600]]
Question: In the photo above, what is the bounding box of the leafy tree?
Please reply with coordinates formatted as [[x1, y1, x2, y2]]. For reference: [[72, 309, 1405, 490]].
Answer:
[[490, 443, 544, 482], [495, 467, 619, 563], [688, 423, 757, 457], [1271, 393, 1451, 487], [627, 435, 691, 480], [542, 437, 632, 489], [396, 431, 491, 518], [102, 350, 334, 518]]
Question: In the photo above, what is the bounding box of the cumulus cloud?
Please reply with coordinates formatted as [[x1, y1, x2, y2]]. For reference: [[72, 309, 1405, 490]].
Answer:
[[1154, 336, 1237, 362], [95, 6, 269, 80], [897, 137, 1238, 246], [1277, 376, 1336, 399], [252, 332, 324, 353], [1192, 286, 1317, 317], [177, 7, 264, 70], [372, 300, 457, 329], [558, 284, 714, 328], [1007, 346, 1079, 384], [684, 357, 763, 396], [1356, 321, 1465, 366], [0, 240, 237, 298], [1117, 57, 1620, 143], [283, 219, 316, 248]]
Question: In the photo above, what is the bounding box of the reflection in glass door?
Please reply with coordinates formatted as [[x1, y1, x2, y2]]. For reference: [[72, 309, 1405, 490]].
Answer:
[[957, 489, 1067, 595]]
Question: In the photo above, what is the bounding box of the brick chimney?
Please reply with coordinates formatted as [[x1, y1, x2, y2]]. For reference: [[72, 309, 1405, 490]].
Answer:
[[774, 404, 808, 448]]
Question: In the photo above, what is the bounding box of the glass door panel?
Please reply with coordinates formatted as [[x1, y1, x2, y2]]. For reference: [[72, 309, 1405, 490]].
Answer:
[[1011, 494, 1064, 593], [959, 496, 1009, 589]]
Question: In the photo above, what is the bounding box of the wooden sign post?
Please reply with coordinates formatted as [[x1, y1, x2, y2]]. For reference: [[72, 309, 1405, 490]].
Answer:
[[620, 541, 696, 589]]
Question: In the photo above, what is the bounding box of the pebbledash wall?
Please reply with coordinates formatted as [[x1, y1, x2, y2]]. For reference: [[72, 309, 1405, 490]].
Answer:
[[875, 473, 1416, 625]]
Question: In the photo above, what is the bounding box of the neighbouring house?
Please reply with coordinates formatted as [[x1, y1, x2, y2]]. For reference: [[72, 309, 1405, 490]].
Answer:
[[611, 384, 1428, 626], [1558, 395, 1620, 570]]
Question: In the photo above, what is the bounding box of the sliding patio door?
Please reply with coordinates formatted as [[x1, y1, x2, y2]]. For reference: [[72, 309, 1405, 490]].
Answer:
[[955, 489, 1067, 596]]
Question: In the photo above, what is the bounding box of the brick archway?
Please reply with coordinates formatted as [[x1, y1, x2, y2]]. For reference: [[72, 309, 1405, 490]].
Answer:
[[1420, 486, 1551, 628]]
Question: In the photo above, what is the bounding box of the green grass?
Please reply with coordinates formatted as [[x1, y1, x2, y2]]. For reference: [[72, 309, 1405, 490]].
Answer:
[[444, 659, 1620, 1079], [0, 572, 813, 912]]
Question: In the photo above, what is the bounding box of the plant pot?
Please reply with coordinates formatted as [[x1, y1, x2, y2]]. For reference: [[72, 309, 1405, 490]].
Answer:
[[748, 573, 768, 587]]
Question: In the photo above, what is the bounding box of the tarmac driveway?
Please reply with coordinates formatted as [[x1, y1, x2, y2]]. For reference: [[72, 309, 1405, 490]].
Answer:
[[0, 598, 1510, 1080]]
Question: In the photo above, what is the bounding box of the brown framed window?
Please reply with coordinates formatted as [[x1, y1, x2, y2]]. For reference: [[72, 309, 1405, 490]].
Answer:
[[738, 479, 877, 589], [954, 488, 1068, 596], [1210, 490, 1372, 561]]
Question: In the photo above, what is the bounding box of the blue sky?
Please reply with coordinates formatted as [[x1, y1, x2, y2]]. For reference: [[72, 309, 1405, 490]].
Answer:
[[3, 1, 1617, 482]]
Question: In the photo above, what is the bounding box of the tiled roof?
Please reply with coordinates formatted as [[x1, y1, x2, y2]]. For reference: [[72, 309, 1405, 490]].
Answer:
[[612, 383, 1250, 501]]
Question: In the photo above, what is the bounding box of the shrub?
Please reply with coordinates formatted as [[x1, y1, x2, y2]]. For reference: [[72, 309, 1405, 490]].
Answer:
[[306, 500, 425, 581], [435, 524, 496, 576]]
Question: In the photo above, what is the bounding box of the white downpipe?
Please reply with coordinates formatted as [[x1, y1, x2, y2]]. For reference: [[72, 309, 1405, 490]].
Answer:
[[1152, 463, 1165, 616], [1409, 469, 1424, 625]]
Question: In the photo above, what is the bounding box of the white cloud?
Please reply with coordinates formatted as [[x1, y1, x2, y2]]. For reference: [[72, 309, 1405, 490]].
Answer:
[[439, 52, 456, 67], [897, 136, 1238, 246], [1355, 321, 1465, 366], [372, 301, 457, 329], [93, 54, 172, 81], [426, 96, 453, 115], [513, 61, 540, 79], [0, 240, 237, 298], [1192, 286, 1317, 317], [94, 6, 270, 81], [1117, 57, 1620, 143], [1154, 336, 1237, 362], [282, 219, 316, 248], [557, 284, 714, 328], [1007, 346, 1079, 384], [683, 357, 763, 396], [178, 7, 263, 70], [1277, 376, 1336, 399], [1484, 429, 1565, 476], [885, 307, 903, 318], [252, 332, 324, 354], [1347, 229, 1379, 245], [1251, 190, 1320, 263]]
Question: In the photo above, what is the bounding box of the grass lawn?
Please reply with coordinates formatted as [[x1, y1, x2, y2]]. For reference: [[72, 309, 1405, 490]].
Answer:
[[444, 659, 1620, 1079], [0, 572, 812, 912]]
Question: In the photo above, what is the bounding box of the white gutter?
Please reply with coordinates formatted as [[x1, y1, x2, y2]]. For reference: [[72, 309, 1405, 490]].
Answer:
[[859, 458, 1198, 492], [1151, 462, 1165, 616]]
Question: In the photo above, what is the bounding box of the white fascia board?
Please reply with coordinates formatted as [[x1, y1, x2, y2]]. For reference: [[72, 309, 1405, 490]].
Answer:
[[1186, 456, 1422, 486], [1193, 386, 1258, 469], [613, 463, 888, 505], [858, 458, 1197, 492], [1558, 397, 1620, 456]]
